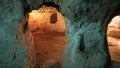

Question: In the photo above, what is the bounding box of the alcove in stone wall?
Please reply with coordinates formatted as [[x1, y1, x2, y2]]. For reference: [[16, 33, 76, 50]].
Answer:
[[28, 3, 67, 68]]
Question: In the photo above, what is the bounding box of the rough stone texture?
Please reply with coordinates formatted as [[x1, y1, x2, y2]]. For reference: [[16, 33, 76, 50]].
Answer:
[[18, 14, 35, 68], [28, 6, 66, 66], [107, 16, 120, 38], [0, 0, 42, 68], [0, 0, 120, 68], [0, 0, 26, 68], [107, 16, 120, 46], [28, 6, 65, 33], [59, 0, 120, 68]]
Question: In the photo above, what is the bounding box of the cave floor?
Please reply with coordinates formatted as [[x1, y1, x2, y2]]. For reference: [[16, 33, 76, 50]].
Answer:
[[32, 31, 120, 68]]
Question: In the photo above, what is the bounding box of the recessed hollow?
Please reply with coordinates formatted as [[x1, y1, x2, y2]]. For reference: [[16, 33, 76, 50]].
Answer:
[[28, 5, 67, 67]]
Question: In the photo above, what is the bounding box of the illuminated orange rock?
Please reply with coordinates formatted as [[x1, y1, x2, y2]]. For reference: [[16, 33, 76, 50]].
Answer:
[[107, 16, 120, 38], [28, 6, 65, 33]]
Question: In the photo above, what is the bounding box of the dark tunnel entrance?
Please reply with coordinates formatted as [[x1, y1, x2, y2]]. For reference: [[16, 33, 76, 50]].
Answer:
[[28, 5, 67, 67], [107, 15, 120, 67]]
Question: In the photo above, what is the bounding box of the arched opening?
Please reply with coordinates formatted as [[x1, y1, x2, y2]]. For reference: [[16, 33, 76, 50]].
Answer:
[[28, 4, 67, 68], [107, 15, 120, 67]]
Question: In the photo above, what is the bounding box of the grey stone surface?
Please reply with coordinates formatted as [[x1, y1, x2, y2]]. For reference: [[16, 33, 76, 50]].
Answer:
[[0, 0, 30, 68], [60, 0, 120, 68]]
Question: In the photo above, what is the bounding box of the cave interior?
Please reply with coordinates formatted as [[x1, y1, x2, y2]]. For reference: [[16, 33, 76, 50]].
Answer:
[[0, 0, 120, 68]]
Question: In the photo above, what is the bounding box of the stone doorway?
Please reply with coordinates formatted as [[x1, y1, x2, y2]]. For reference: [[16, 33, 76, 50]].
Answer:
[[28, 5, 67, 68]]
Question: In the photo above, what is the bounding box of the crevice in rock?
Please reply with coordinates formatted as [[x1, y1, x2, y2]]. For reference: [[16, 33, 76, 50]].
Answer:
[[79, 33, 85, 51], [50, 13, 57, 24], [40, 1, 59, 11], [13, 52, 16, 61], [23, 21, 28, 33], [21, 0, 30, 15], [16, 35, 19, 40]]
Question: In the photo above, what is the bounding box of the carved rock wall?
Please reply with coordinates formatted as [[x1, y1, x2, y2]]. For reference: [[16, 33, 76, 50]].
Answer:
[[0, 0, 120, 68]]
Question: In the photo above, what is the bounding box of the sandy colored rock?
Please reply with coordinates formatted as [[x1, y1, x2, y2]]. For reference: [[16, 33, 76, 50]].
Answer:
[[107, 16, 120, 38]]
